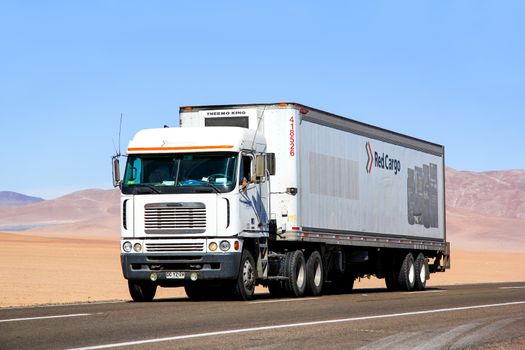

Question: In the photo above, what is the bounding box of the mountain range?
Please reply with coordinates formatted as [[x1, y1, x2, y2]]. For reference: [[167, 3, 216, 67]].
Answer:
[[446, 168, 525, 219], [0, 191, 44, 207], [1, 168, 524, 249], [0, 189, 119, 240]]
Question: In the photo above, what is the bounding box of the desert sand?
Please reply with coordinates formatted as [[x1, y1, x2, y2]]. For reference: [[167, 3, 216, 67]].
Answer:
[[0, 233, 184, 307], [2, 232, 524, 308]]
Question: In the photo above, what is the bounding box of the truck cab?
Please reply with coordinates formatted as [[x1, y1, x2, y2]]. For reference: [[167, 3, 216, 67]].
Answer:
[[117, 124, 272, 301]]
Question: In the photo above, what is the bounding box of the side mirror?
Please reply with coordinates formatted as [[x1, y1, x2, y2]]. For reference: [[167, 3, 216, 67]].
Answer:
[[112, 157, 121, 187], [267, 153, 276, 175], [255, 154, 266, 182]]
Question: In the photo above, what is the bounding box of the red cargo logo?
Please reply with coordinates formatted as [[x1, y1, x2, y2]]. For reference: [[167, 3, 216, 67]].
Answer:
[[366, 141, 401, 175]]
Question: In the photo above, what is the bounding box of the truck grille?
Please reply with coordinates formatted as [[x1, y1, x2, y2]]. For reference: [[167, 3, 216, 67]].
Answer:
[[144, 202, 206, 234], [145, 241, 205, 253]]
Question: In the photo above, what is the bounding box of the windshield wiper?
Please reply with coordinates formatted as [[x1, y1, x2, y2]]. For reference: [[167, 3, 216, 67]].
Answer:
[[203, 182, 221, 193], [132, 184, 161, 194]]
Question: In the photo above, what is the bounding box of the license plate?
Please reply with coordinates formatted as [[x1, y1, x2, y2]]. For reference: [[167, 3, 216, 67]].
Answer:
[[166, 271, 185, 279]]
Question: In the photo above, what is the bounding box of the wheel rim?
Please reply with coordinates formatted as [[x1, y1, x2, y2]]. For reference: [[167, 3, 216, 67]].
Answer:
[[242, 259, 255, 291], [297, 261, 305, 288], [419, 263, 426, 283], [408, 263, 415, 285], [313, 260, 322, 286]]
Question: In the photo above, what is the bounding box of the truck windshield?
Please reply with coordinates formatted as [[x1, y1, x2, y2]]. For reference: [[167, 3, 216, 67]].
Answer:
[[122, 152, 238, 194]]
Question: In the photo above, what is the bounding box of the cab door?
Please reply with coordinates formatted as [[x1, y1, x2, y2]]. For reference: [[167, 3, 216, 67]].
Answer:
[[238, 153, 269, 236]]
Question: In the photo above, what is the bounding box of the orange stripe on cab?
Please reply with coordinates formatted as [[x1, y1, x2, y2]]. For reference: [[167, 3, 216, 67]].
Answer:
[[128, 145, 234, 152]]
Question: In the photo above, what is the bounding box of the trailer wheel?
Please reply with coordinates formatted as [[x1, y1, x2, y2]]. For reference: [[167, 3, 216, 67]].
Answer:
[[397, 253, 416, 291], [306, 251, 324, 296], [235, 250, 257, 301], [284, 250, 306, 297], [414, 253, 428, 291], [128, 280, 157, 302]]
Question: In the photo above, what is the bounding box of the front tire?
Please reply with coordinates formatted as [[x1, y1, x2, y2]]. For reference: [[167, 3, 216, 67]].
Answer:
[[236, 250, 257, 300], [128, 280, 157, 302]]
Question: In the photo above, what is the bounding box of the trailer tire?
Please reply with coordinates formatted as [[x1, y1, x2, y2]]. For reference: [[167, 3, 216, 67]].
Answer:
[[414, 253, 428, 291], [284, 250, 306, 297], [235, 250, 257, 301], [397, 253, 416, 291], [306, 251, 324, 296], [128, 280, 156, 302]]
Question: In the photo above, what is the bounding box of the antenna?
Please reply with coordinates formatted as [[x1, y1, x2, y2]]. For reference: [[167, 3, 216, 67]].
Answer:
[[118, 112, 123, 157], [112, 113, 124, 158]]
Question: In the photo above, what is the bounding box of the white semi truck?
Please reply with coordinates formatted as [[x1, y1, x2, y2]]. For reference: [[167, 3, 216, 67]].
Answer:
[[112, 103, 450, 301]]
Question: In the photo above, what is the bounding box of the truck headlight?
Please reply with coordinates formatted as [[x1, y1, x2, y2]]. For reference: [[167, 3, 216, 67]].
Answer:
[[133, 243, 142, 252], [123, 241, 132, 253], [208, 242, 218, 251], [219, 240, 230, 251]]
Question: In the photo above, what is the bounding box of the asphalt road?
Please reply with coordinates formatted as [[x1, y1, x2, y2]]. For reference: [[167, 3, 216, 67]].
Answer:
[[1, 283, 525, 350]]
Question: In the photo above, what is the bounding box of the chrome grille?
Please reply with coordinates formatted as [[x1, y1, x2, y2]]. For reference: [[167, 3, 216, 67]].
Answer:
[[144, 202, 206, 234], [145, 241, 205, 253]]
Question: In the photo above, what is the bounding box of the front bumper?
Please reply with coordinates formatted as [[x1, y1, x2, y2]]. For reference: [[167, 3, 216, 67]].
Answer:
[[121, 252, 242, 284]]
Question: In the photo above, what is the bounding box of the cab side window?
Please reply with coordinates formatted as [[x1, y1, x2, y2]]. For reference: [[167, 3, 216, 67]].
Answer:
[[240, 155, 252, 182]]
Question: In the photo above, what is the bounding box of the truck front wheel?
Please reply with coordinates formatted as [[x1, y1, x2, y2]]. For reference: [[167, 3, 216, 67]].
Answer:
[[236, 250, 257, 300], [128, 280, 157, 302]]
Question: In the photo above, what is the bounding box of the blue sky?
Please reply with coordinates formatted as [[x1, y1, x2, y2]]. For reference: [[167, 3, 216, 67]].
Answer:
[[1, 1, 524, 199]]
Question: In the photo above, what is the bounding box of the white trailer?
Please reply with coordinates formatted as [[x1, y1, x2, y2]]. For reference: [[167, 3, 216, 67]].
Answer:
[[113, 103, 450, 301]]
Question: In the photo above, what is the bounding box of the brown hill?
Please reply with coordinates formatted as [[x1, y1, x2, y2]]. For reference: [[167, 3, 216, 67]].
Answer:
[[0, 189, 120, 240], [0, 189, 119, 225], [446, 168, 525, 219], [444, 168, 525, 251]]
